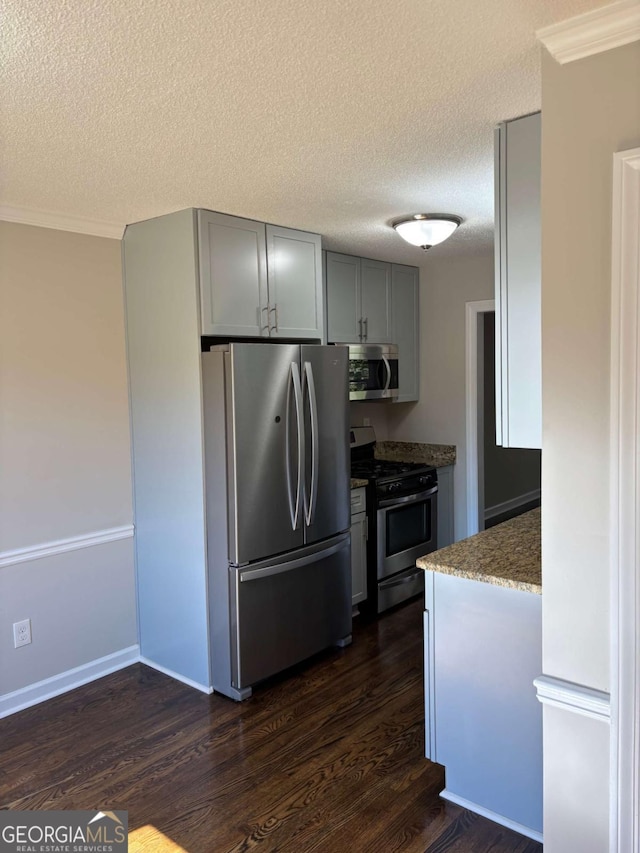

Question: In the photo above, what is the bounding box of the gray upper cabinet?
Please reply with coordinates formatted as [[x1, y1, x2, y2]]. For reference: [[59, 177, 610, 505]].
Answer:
[[326, 252, 392, 344], [266, 224, 323, 339], [391, 263, 419, 402], [325, 252, 361, 342], [199, 210, 323, 340], [360, 258, 392, 343], [494, 112, 541, 449], [198, 211, 268, 337]]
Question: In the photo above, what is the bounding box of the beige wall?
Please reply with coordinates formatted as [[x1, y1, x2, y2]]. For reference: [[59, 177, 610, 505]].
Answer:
[[541, 40, 640, 852], [387, 250, 494, 540], [0, 223, 137, 699]]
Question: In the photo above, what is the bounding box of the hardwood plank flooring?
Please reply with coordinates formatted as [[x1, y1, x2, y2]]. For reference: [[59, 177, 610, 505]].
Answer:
[[0, 600, 542, 852]]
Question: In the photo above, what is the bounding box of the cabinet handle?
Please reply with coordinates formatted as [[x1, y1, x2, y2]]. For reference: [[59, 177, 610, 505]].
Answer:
[[363, 317, 368, 340], [358, 317, 363, 341], [261, 305, 270, 334], [270, 304, 278, 334]]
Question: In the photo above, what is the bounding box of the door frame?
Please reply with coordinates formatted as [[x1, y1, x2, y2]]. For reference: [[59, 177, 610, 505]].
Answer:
[[465, 299, 495, 538], [609, 146, 640, 852]]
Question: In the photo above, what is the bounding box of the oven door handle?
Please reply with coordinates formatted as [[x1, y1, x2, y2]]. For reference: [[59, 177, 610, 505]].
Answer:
[[378, 485, 438, 508], [379, 570, 424, 589]]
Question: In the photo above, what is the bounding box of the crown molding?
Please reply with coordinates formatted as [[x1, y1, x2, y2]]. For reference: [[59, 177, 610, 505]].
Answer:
[[0, 205, 124, 239], [537, 0, 640, 65]]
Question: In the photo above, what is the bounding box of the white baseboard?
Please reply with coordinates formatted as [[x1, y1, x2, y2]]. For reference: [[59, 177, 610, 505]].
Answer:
[[139, 656, 213, 695], [440, 788, 543, 843], [484, 489, 541, 522], [0, 645, 140, 719]]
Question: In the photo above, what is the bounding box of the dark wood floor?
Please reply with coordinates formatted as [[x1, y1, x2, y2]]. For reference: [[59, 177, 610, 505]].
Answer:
[[0, 600, 542, 852]]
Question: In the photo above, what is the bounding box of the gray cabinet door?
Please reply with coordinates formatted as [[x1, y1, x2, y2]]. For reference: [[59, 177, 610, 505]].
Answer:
[[495, 112, 541, 449], [326, 252, 361, 343], [350, 510, 367, 605], [391, 263, 419, 402], [266, 225, 323, 340], [198, 210, 268, 337], [360, 258, 392, 343]]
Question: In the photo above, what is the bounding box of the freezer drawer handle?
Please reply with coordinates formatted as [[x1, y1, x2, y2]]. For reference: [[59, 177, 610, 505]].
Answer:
[[239, 536, 349, 582], [286, 361, 304, 531], [303, 361, 319, 527]]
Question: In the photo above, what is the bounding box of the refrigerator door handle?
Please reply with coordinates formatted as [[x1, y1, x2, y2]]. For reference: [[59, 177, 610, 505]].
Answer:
[[303, 361, 319, 527], [239, 533, 349, 582], [286, 361, 304, 530]]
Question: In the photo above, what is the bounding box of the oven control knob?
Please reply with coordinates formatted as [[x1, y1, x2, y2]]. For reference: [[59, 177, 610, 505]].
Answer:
[[419, 476, 432, 486], [387, 482, 401, 493]]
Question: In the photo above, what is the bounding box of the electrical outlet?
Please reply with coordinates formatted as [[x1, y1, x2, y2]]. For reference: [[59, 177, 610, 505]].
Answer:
[[13, 619, 31, 648]]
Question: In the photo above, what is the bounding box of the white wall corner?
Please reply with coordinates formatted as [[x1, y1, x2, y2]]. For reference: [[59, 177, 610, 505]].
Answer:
[[609, 146, 640, 853], [536, 0, 640, 65], [0, 205, 125, 239]]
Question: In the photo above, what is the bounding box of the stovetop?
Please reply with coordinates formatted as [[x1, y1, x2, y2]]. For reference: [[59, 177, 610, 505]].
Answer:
[[351, 458, 433, 481]]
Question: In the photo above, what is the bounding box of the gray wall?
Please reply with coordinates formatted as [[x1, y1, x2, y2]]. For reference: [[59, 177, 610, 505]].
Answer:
[[0, 222, 137, 700], [541, 40, 640, 852], [387, 250, 494, 541], [482, 312, 540, 512]]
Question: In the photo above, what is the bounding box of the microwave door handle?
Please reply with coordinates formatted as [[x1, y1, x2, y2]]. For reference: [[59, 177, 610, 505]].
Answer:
[[303, 361, 319, 527], [286, 362, 304, 530], [382, 356, 392, 391]]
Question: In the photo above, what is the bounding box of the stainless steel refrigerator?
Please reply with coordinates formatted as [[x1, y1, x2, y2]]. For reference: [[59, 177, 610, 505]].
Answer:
[[201, 343, 351, 700]]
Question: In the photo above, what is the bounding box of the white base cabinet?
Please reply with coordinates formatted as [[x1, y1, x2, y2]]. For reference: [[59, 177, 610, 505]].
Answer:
[[350, 487, 368, 606], [424, 570, 542, 840]]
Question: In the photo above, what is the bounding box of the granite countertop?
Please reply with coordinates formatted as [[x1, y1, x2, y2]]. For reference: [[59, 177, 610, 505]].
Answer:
[[416, 508, 541, 594], [375, 441, 456, 468], [350, 478, 368, 489]]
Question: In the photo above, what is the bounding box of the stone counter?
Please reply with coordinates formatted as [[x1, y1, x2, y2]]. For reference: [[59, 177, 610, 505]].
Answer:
[[417, 508, 541, 594], [375, 441, 456, 468], [350, 478, 368, 489]]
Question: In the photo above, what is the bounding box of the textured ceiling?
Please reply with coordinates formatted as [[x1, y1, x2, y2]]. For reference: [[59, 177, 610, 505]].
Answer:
[[2, 0, 606, 261]]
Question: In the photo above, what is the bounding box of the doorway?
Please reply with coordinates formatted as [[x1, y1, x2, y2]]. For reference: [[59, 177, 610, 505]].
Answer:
[[466, 301, 541, 537]]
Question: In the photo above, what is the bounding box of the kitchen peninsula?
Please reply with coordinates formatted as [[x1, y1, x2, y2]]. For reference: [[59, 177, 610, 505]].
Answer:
[[417, 509, 542, 842]]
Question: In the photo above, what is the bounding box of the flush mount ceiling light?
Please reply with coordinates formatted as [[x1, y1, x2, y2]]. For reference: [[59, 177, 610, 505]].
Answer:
[[392, 214, 462, 250]]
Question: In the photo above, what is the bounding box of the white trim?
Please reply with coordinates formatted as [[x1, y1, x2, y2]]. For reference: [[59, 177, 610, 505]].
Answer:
[[0, 645, 139, 719], [139, 656, 213, 695], [537, 0, 640, 65], [609, 147, 640, 853], [0, 205, 124, 239], [439, 789, 543, 843], [0, 525, 134, 569], [484, 489, 541, 522], [534, 675, 611, 722], [465, 299, 495, 537]]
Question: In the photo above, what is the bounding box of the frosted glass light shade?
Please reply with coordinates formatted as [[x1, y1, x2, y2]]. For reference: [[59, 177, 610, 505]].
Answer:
[[392, 214, 462, 249]]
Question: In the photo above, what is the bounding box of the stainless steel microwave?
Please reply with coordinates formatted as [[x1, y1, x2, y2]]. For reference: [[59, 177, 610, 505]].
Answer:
[[339, 343, 399, 401]]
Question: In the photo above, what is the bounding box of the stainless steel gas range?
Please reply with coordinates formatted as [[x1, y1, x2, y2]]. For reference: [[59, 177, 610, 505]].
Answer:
[[351, 427, 438, 614]]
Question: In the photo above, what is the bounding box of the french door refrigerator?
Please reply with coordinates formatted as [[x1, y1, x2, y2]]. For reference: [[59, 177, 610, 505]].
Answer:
[[202, 343, 351, 700]]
